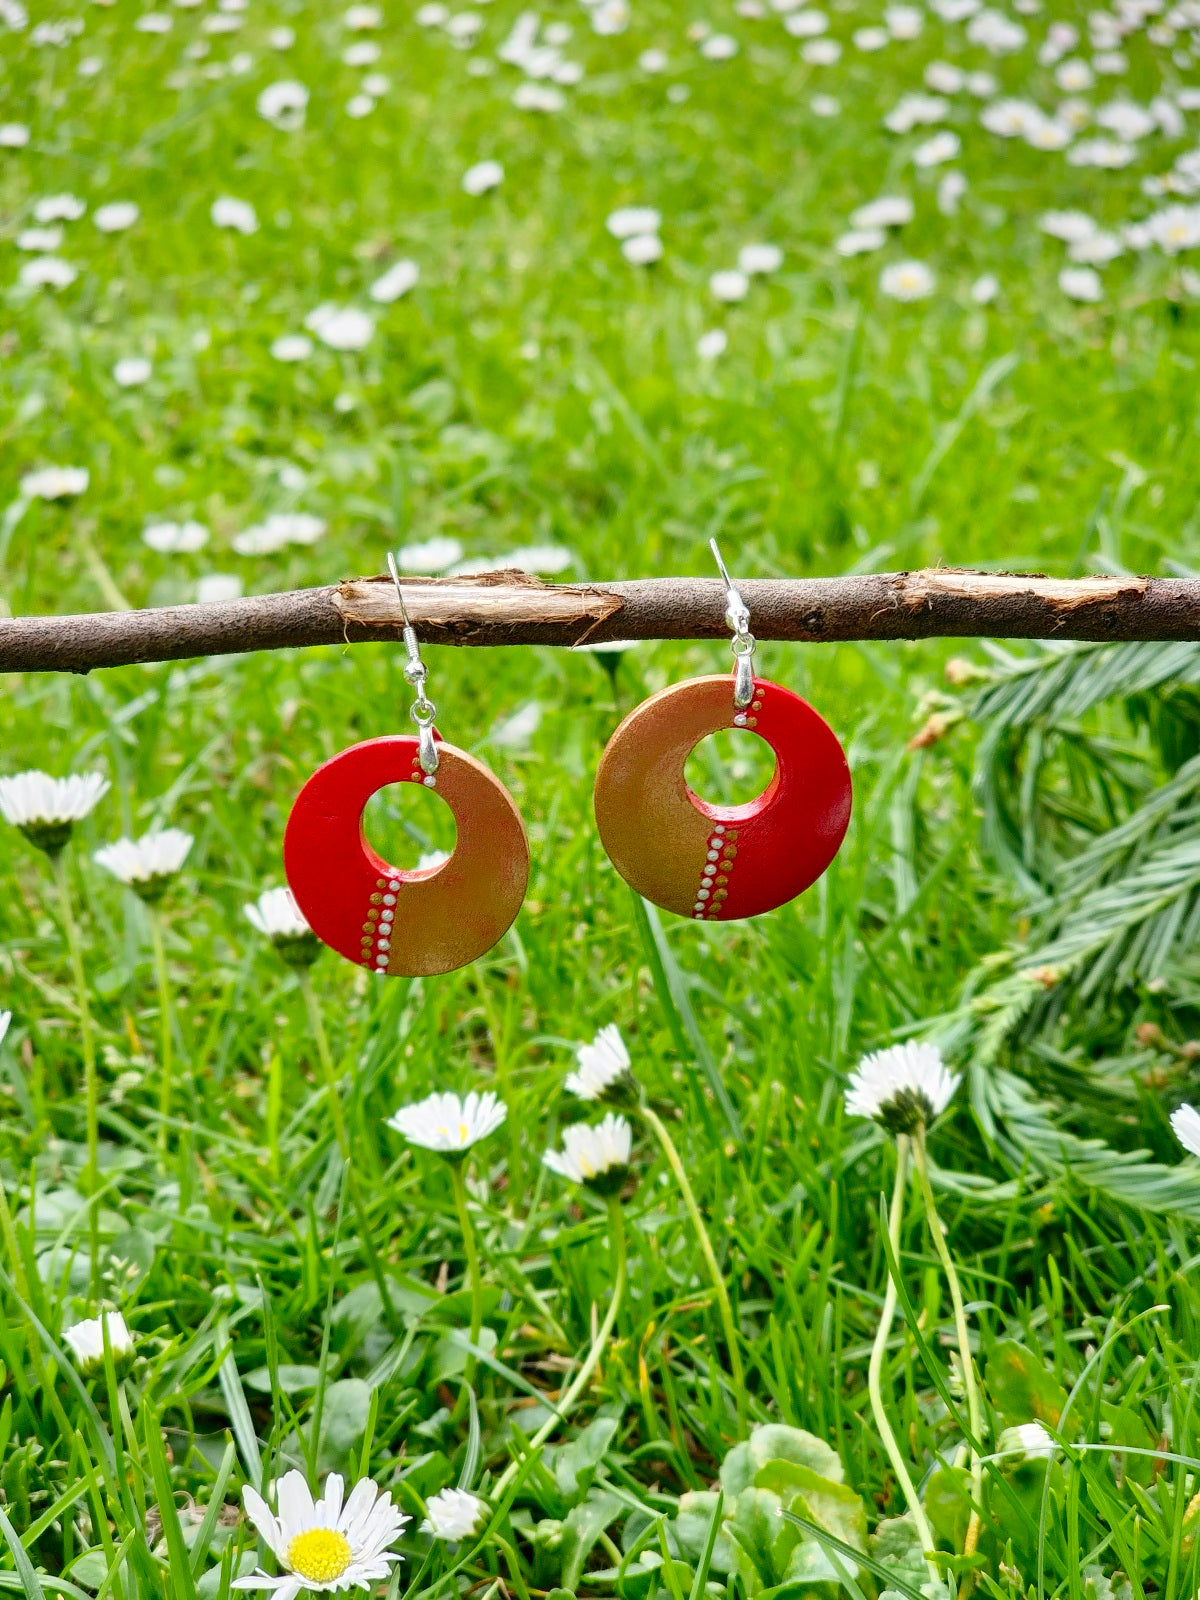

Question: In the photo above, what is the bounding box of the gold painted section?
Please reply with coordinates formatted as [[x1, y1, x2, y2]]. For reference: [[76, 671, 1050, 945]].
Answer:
[[594, 676, 736, 918], [385, 746, 529, 977]]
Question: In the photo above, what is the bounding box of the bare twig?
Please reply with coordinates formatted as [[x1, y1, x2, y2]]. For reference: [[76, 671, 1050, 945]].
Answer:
[[2, 568, 1199, 675]]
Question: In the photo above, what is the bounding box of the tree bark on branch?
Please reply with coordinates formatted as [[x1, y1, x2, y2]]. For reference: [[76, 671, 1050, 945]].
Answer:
[[2, 568, 1198, 675]]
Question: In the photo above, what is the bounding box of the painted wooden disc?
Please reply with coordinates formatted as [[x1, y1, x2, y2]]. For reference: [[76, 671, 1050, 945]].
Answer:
[[284, 735, 529, 977], [593, 675, 852, 921]]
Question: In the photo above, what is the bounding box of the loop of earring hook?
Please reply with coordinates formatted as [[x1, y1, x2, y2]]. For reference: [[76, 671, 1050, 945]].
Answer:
[[388, 552, 440, 776], [709, 537, 756, 710]]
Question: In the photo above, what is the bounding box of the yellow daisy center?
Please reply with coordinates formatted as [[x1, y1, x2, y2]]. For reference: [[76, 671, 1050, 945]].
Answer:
[[286, 1527, 353, 1582]]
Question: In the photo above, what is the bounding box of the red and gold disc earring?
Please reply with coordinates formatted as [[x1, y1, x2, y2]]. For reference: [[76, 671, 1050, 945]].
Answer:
[[284, 555, 529, 977], [593, 541, 852, 923]]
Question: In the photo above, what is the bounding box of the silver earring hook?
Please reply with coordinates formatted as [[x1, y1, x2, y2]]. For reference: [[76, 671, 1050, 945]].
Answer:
[[709, 537, 756, 710], [387, 552, 439, 778]]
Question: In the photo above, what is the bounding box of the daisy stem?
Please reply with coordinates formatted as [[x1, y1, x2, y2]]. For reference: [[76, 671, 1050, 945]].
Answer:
[[912, 1122, 984, 1556], [493, 1193, 626, 1498], [449, 1159, 483, 1386], [297, 967, 399, 1334], [867, 1134, 940, 1578], [298, 966, 350, 1157], [640, 1103, 747, 1433], [148, 908, 173, 1161], [54, 851, 99, 1291]]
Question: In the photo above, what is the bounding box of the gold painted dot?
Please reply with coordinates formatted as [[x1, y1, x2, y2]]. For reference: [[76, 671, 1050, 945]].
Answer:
[[746, 718, 758, 728], [726, 830, 739, 841], [361, 922, 374, 934], [716, 874, 728, 886], [369, 893, 382, 904], [376, 877, 386, 889]]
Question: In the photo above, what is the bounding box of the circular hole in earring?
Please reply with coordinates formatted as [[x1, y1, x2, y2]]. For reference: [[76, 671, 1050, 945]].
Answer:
[[684, 727, 778, 810], [362, 781, 458, 874]]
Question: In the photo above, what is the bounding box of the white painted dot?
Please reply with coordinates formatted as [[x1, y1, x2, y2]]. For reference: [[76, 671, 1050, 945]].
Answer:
[[424, 776, 436, 787], [714, 825, 726, 833], [381, 909, 394, 922], [383, 894, 396, 906], [703, 866, 715, 878], [698, 888, 710, 899], [388, 879, 400, 890], [377, 937, 390, 949], [733, 714, 747, 726], [707, 849, 720, 861], [375, 960, 387, 970], [693, 912, 705, 919]]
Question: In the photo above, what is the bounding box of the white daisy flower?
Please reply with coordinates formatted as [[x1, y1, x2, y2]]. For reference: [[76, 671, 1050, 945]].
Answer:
[[853, 25, 888, 47], [0, 770, 108, 854], [506, 543, 573, 573], [270, 333, 313, 362], [879, 260, 935, 300], [622, 233, 663, 264], [344, 3, 382, 26], [0, 123, 31, 147], [387, 1090, 508, 1157], [235, 1471, 407, 1596], [34, 193, 85, 222], [638, 47, 668, 70], [397, 536, 463, 572], [196, 573, 243, 603], [710, 268, 750, 301], [63, 1311, 134, 1374], [19, 257, 76, 289], [700, 31, 738, 57], [343, 39, 380, 64], [143, 519, 208, 553], [1172, 1102, 1200, 1158], [211, 196, 258, 234], [802, 38, 840, 61], [1038, 209, 1097, 243], [886, 3, 923, 36], [971, 272, 1000, 303], [0, 1012, 10, 1048], [543, 1112, 633, 1194], [369, 259, 419, 302], [697, 327, 728, 359], [914, 131, 960, 166], [422, 1487, 486, 1541], [999, 1421, 1058, 1460], [937, 171, 967, 214], [232, 513, 325, 555], [17, 225, 64, 251], [20, 466, 88, 499], [113, 356, 152, 387], [565, 1024, 638, 1105], [257, 79, 308, 127], [268, 25, 296, 47], [836, 227, 886, 256], [346, 94, 376, 118], [304, 304, 374, 350], [606, 205, 662, 239], [786, 10, 829, 36], [850, 195, 913, 228], [462, 159, 503, 194], [513, 83, 565, 112], [844, 1040, 960, 1133], [245, 885, 320, 966], [93, 201, 140, 232], [738, 242, 783, 274], [95, 828, 193, 901], [1058, 265, 1103, 301]]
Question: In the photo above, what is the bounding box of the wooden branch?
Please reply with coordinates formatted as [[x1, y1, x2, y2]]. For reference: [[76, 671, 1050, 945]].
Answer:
[[2, 568, 1200, 675]]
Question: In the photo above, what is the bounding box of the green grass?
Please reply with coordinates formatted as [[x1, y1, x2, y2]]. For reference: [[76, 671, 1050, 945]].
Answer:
[[5, 0, 1200, 1593]]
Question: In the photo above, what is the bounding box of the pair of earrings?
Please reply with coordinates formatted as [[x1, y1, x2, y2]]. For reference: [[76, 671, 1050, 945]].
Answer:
[[283, 545, 852, 978]]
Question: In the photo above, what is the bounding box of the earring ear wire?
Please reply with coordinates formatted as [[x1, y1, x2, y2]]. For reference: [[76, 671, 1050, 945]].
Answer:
[[709, 538, 756, 710], [387, 552, 439, 776]]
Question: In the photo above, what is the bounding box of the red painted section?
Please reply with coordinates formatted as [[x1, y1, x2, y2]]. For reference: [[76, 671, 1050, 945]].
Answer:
[[283, 734, 431, 968], [691, 677, 852, 920]]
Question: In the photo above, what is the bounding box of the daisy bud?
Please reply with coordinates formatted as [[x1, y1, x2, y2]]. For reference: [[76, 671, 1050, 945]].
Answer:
[[999, 1421, 1059, 1461], [63, 1310, 135, 1379], [565, 1024, 639, 1108], [543, 1112, 634, 1196], [244, 886, 322, 967], [844, 1041, 960, 1136], [0, 770, 109, 857], [421, 1487, 486, 1541], [94, 828, 193, 904]]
